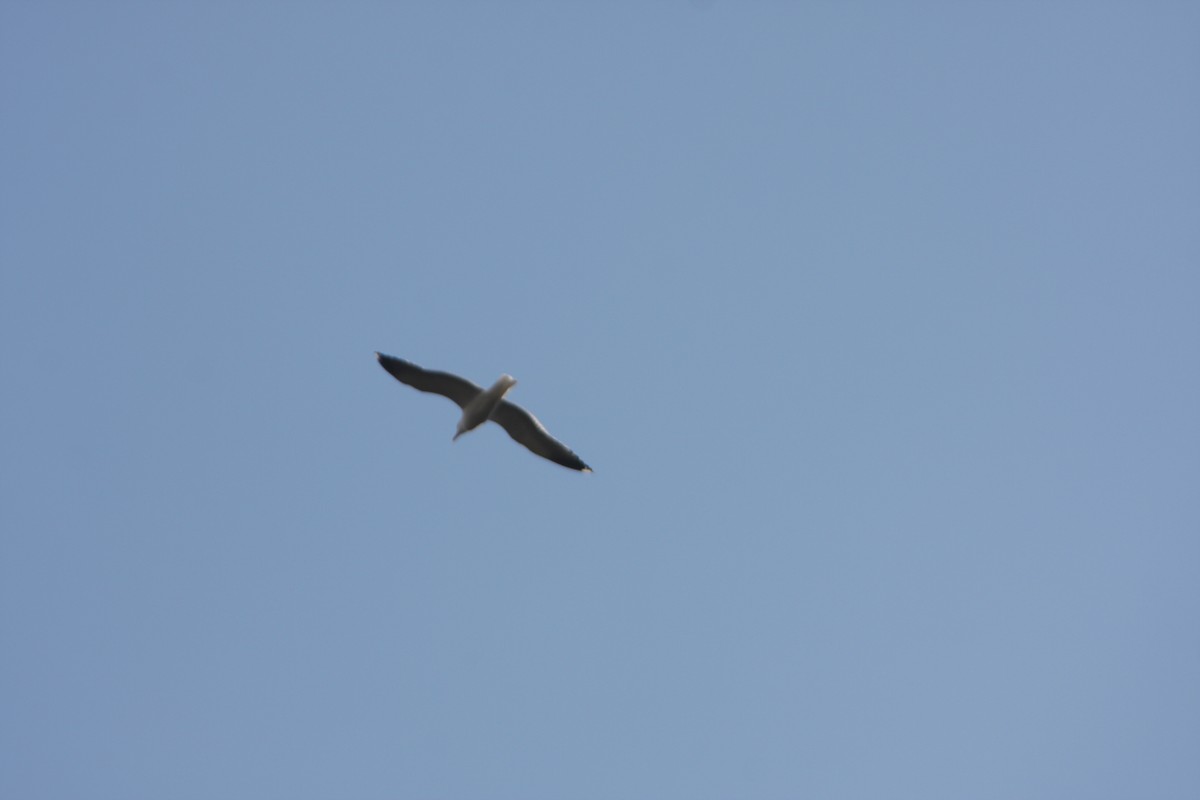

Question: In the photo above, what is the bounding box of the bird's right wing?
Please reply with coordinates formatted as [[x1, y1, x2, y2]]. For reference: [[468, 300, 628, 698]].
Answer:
[[491, 400, 591, 472], [375, 353, 481, 408]]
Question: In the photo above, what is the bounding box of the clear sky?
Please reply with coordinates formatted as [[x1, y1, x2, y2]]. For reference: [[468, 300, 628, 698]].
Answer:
[[2, 3, 1198, 798]]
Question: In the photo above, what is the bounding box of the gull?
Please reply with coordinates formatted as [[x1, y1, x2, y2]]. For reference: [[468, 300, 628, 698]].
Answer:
[[375, 352, 592, 472]]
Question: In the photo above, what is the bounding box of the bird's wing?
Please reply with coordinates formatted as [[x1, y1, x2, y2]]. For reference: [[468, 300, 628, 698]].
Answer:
[[490, 400, 591, 472], [375, 353, 481, 408]]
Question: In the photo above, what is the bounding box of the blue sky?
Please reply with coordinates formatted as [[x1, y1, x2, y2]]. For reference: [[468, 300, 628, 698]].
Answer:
[[2, 3, 1198, 798]]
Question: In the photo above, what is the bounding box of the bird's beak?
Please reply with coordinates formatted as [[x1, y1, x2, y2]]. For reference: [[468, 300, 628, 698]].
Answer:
[[452, 432, 462, 442]]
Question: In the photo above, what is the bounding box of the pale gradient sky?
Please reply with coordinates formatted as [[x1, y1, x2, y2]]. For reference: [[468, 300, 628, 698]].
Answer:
[[3, 3, 1198, 798]]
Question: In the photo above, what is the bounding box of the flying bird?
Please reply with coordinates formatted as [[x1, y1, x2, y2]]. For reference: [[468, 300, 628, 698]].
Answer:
[[375, 352, 592, 472]]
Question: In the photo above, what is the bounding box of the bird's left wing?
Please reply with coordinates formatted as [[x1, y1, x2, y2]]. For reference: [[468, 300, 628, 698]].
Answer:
[[491, 400, 591, 472]]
